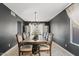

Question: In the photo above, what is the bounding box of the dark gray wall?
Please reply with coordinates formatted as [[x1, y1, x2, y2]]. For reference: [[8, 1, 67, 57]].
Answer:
[[50, 10, 79, 56], [50, 10, 70, 48], [0, 4, 23, 52]]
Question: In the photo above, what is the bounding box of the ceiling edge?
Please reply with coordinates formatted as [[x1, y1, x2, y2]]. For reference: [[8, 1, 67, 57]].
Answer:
[[49, 3, 72, 22]]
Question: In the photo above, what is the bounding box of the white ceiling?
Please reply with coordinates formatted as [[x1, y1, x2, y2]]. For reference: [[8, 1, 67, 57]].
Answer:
[[4, 3, 71, 22]]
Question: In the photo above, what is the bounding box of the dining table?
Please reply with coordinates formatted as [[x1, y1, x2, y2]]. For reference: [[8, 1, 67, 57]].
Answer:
[[22, 39, 49, 45], [22, 39, 49, 55]]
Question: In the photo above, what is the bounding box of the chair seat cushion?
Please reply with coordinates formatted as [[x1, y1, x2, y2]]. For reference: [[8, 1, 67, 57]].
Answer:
[[20, 45, 32, 51], [40, 44, 50, 51]]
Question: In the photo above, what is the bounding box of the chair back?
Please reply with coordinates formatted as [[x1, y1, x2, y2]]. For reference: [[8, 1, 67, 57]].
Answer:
[[16, 34, 23, 51], [43, 32, 49, 41], [48, 33, 54, 44], [22, 33, 27, 40], [16, 34, 23, 43]]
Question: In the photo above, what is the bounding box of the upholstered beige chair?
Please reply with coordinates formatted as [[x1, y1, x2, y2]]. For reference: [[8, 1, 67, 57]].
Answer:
[[22, 33, 27, 40], [40, 33, 53, 56], [16, 34, 32, 56]]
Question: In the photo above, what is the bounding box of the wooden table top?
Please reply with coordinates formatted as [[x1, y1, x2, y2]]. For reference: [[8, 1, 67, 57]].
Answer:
[[22, 39, 49, 45]]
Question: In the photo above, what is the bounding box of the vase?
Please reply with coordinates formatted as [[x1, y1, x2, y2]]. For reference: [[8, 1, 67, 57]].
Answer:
[[33, 35, 38, 41]]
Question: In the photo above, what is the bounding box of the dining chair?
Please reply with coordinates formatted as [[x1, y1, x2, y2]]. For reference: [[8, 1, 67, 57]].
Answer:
[[22, 33, 27, 40], [16, 33, 32, 56], [40, 33, 53, 56]]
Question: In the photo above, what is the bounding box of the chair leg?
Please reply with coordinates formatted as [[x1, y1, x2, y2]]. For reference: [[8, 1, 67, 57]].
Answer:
[[22, 52, 23, 55], [50, 51, 51, 56], [38, 48, 40, 56], [50, 45, 52, 56], [19, 52, 20, 56], [39, 52, 40, 56]]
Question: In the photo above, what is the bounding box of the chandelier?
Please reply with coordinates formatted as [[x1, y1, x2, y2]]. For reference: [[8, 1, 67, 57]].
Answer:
[[34, 11, 39, 26]]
